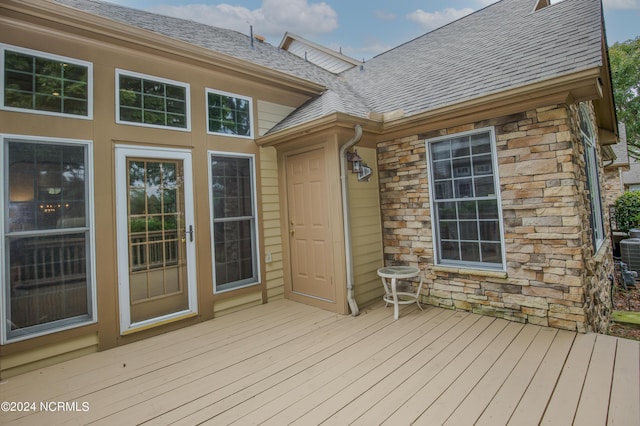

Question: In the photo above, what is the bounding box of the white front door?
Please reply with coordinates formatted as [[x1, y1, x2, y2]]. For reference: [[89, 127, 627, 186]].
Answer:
[[115, 146, 197, 334]]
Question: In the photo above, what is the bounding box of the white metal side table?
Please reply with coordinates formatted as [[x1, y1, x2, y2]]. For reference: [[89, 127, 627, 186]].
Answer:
[[377, 266, 423, 320]]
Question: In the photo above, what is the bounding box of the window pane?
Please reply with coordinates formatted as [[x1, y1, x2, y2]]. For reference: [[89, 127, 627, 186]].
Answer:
[[214, 220, 254, 286], [429, 129, 503, 269], [166, 84, 185, 99], [4, 139, 92, 340], [459, 221, 478, 240], [143, 80, 163, 96], [474, 176, 495, 197], [8, 142, 86, 232], [452, 158, 471, 178], [432, 160, 451, 179], [481, 243, 502, 263], [473, 154, 493, 175], [35, 93, 61, 113], [435, 181, 453, 199], [580, 104, 604, 247], [451, 137, 470, 157], [144, 111, 164, 125], [207, 91, 252, 137], [4, 49, 89, 116], [437, 202, 457, 220], [118, 73, 187, 128], [120, 107, 142, 123], [480, 220, 501, 241], [166, 99, 185, 114], [211, 157, 253, 219], [457, 201, 477, 219], [439, 221, 458, 240], [440, 241, 460, 261], [478, 200, 499, 219], [431, 141, 450, 160], [461, 242, 481, 262], [120, 75, 141, 91], [8, 234, 89, 332], [211, 155, 257, 291], [454, 179, 473, 198], [144, 94, 164, 111], [471, 133, 491, 153]]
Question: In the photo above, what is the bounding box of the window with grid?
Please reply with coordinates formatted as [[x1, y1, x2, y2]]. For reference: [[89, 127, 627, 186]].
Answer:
[[116, 69, 189, 130], [428, 128, 505, 270], [209, 153, 258, 292], [2, 44, 91, 118], [579, 104, 605, 250], [2, 137, 94, 342], [206, 89, 253, 138]]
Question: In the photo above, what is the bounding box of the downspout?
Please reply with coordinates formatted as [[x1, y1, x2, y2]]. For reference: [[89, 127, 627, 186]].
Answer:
[[340, 124, 363, 316]]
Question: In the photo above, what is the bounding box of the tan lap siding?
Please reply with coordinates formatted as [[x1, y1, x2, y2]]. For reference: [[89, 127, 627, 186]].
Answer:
[[347, 147, 385, 307]]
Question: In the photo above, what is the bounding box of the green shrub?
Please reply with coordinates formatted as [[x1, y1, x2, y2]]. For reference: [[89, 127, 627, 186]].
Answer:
[[614, 191, 640, 233]]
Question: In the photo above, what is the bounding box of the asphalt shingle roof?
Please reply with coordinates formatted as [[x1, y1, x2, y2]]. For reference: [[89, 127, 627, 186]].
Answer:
[[342, 0, 603, 117], [54, 0, 605, 134]]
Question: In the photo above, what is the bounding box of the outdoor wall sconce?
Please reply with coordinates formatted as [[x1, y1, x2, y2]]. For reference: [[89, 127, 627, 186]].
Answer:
[[346, 149, 373, 181], [346, 150, 362, 173]]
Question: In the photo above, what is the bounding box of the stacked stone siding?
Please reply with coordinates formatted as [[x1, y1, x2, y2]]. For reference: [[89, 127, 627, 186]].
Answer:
[[377, 103, 612, 332]]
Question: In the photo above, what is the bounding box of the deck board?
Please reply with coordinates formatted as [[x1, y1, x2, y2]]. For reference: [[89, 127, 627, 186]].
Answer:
[[402, 321, 522, 425], [1, 299, 639, 426], [541, 332, 596, 425], [608, 338, 640, 425], [475, 326, 558, 426], [441, 324, 541, 425], [574, 334, 618, 426], [507, 329, 576, 425]]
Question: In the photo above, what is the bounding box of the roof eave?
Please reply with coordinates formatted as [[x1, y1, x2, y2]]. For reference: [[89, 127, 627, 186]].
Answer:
[[261, 67, 615, 147], [256, 112, 382, 147], [3, 0, 326, 97], [594, 29, 619, 145], [377, 67, 611, 142]]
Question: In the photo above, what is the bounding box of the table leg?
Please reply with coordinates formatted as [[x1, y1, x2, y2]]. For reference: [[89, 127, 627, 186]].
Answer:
[[391, 277, 399, 320], [381, 276, 391, 307]]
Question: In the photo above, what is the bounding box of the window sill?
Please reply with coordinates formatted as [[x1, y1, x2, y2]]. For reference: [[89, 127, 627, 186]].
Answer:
[[431, 265, 508, 279], [592, 238, 610, 264]]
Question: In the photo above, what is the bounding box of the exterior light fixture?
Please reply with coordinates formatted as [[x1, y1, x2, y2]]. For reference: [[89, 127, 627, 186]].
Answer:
[[346, 150, 362, 173]]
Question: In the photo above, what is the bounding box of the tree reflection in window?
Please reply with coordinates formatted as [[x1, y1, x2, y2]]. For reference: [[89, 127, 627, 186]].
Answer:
[[3, 49, 89, 116], [206, 90, 252, 138]]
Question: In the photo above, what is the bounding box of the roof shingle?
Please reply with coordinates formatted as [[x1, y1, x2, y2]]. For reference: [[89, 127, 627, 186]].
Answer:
[[54, 0, 605, 134]]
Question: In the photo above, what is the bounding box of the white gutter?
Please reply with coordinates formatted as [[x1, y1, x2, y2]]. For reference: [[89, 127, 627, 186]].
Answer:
[[340, 124, 363, 316]]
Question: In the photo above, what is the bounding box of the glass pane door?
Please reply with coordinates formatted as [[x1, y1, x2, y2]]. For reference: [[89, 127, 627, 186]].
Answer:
[[127, 158, 188, 323], [115, 146, 196, 333]]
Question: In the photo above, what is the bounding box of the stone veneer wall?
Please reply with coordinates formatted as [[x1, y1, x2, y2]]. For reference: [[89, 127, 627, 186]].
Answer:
[[377, 103, 612, 332], [603, 167, 625, 208]]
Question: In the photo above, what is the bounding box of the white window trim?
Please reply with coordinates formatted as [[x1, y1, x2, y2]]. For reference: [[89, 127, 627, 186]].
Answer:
[[0, 134, 97, 344], [208, 151, 261, 293], [426, 126, 507, 272], [205, 88, 254, 139], [1, 44, 93, 120], [115, 69, 191, 132]]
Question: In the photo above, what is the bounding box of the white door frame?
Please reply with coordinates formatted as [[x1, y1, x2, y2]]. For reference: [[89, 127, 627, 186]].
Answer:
[[115, 145, 198, 334]]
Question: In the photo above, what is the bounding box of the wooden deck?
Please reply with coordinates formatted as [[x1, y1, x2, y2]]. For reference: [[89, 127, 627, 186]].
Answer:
[[1, 299, 639, 425]]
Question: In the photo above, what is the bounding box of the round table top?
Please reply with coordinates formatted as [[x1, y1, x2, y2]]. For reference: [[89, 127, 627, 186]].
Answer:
[[377, 266, 420, 279]]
